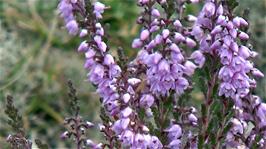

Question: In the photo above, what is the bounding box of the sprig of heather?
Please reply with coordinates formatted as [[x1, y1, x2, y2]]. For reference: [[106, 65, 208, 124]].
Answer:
[[5, 95, 32, 149], [61, 80, 102, 149], [58, 1, 165, 148], [132, 0, 201, 148], [191, 0, 265, 148]]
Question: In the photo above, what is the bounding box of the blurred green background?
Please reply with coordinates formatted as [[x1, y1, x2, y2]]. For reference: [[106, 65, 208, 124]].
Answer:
[[0, 0, 265, 148]]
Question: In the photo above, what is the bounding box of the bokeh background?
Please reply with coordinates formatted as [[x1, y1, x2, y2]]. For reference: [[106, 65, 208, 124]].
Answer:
[[0, 0, 265, 148]]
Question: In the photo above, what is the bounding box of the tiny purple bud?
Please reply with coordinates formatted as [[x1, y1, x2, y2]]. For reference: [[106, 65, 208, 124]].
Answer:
[[104, 54, 115, 65], [140, 94, 155, 108], [217, 15, 227, 25], [190, 50, 205, 68], [211, 25, 222, 35], [188, 113, 198, 125], [210, 40, 222, 51], [216, 5, 223, 15], [155, 34, 163, 45], [239, 45, 251, 59], [78, 41, 89, 52], [151, 9, 160, 17], [162, 29, 170, 39], [149, 25, 160, 32], [158, 59, 170, 72], [238, 32, 249, 40], [184, 61, 197, 76], [173, 20, 182, 28], [60, 131, 69, 140], [79, 29, 88, 37], [142, 125, 149, 132], [185, 38, 196, 48], [230, 42, 239, 53], [132, 38, 143, 48], [66, 20, 79, 35], [174, 32, 185, 42], [85, 49, 95, 59], [140, 29, 150, 41], [239, 17, 248, 27], [252, 68, 264, 78], [122, 93, 131, 103], [187, 15, 197, 22], [127, 78, 141, 85], [94, 2, 105, 13], [121, 107, 133, 117], [170, 43, 181, 53], [233, 17, 241, 27], [203, 2, 216, 17], [98, 41, 107, 52]]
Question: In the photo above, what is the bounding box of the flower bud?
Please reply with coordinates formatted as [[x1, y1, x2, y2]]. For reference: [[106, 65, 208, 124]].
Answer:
[[132, 38, 143, 48], [104, 54, 115, 65], [151, 9, 160, 17], [162, 29, 170, 39], [78, 41, 88, 52], [79, 29, 88, 37], [173, 20, 182, 28], [140, 29, 150, 41], [238, 32, 249, 40], [185, 38, 196, 48]]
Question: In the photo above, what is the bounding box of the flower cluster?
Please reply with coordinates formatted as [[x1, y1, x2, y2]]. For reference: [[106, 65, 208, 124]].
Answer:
[[57, 0, 266, 148], [192, 0, 263, 99], [192, 0, 266, 148], [59, 0, 165, 148], [133, 0, 200, 97], [58, 0, 85, 35]]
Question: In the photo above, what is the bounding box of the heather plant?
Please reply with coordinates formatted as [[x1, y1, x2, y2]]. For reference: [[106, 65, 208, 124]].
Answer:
[[2, 0, 266, 149]]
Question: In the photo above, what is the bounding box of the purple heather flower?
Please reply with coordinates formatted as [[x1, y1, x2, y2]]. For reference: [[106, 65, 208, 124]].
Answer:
[[185, 37, 197, 48], [78, 41, 88, 52], [184, 61, 197, 76], [173, 32, 185, 42], [165, 124, 182, 140], [168, 139, 181, 149], [104, 54, 115, 66], [203, 2, 216, 17], [151, 9, 160, 17], [188, 113, 198, 125], [121, 107, 133, 118], [150, 136, 163, 149], [251, 68, 264, 78], [238, 32, 249, 40], [89, 64, 105, 84], [162, 29, 170, 39], [140, 94, 155, 108], [190, 50, 205, 68], [170, 43, 181, 53], [140, 29, 150, 41], [121, 130, 134, 146], [132, 38, 143, 48], [122, 93, 131, 103], [173, 20, 182, 28], [94, 2, 105, 19], [127, 78, 141, 86], [257, 103, 266, 122], [79, 29, 88, 37], [66, 20, 79, 35], [112, 118, 130, 135]]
